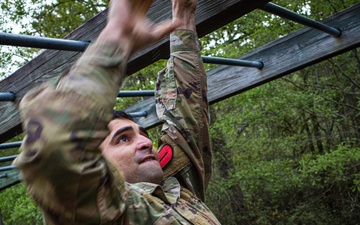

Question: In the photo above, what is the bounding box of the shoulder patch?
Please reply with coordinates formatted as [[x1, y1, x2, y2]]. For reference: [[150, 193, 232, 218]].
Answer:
[[158, 144, 174, 169]]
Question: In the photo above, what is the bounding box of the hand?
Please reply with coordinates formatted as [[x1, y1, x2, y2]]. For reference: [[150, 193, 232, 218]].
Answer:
[[98, 0, 179, 56], [172, 0, 197, 31]]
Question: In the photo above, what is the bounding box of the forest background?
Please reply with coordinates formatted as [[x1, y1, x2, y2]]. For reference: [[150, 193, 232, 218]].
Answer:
[[0, 0, 359, 224]]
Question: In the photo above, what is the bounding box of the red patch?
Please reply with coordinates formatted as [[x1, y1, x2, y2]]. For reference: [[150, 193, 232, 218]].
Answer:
[[158, 145, 174, 168]]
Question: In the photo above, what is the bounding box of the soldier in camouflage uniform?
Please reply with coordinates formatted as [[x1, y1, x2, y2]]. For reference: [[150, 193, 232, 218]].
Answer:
[[13, 0, 220, 224]]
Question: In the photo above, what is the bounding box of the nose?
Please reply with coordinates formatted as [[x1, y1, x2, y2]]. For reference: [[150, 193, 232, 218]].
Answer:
[[136, 135, 153, 151]]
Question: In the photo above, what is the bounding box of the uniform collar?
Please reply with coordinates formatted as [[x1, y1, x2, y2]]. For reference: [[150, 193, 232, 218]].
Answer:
[[129, 177, 181, 205]]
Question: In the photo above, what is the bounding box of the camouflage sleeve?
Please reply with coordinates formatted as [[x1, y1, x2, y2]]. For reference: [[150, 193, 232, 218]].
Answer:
[[156, 30, 211, 201], [13, 41, 129, 224]]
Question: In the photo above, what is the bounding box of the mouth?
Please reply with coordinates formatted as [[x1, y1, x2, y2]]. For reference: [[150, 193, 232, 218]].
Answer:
[[139, 155, 157, 164]]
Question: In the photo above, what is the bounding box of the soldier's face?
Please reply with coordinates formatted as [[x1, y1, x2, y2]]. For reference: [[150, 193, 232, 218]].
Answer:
[[100, 119, 164, 184]]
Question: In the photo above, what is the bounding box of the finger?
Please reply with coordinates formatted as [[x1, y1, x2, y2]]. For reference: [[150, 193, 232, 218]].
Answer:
[[136, 0, 154, 17], [151, 20, 181, 41]]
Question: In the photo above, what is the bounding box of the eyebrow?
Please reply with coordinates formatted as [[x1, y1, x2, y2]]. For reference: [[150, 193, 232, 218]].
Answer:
[[110, 126, 149, 143], [111, 126, 133, 143]]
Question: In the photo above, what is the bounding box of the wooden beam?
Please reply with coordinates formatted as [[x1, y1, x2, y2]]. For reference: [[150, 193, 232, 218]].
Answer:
[[128, 4, 360, 129], [0, 170, 20, 191], [0, 0, 270, 143]]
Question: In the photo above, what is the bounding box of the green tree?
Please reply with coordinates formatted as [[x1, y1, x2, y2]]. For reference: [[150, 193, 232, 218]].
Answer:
[[202, 0, 360, 224]]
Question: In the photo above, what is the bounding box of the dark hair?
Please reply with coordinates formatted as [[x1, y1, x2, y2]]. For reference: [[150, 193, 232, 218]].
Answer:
[[112, 110, 134, 121]]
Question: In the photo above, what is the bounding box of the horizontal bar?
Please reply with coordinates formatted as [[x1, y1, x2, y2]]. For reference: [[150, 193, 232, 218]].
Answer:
[[0, 32, 263, 68], [0, 92, 16, 101], [260, 3, 341, 37], [0, 90, 155, 103], [0, 173, 8, 179], [202, 56, 263, 69], [0, 141, 21, 150], [0, 32, 89, 51], [118, 90, 155, 97], [0, 165, 16, 172], [0, 90, 156, 103], [128, 111, 148, 118], [0, 155, 16, 163]]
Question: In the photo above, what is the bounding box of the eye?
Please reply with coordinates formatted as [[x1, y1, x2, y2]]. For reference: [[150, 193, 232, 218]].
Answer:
[[118, 136, 130, 143]]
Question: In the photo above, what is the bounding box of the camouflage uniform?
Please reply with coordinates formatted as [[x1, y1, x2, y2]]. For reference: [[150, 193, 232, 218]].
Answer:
[[14, 30, 220, 224]]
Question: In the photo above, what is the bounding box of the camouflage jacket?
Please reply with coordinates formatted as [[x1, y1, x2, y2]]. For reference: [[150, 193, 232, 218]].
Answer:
[[14, 30, 219, 224]]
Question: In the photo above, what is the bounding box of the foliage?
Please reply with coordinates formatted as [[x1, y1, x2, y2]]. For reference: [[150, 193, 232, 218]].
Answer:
[[202, 0, 360, 224], [0, 185, 42, 225], [206, 48, 360, 224]]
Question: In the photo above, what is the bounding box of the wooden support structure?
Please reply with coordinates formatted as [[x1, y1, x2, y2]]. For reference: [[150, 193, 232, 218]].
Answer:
[[0, 0, 270, 143], [127, 4, 360, 129]]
